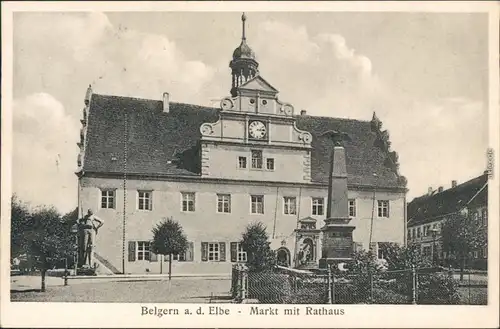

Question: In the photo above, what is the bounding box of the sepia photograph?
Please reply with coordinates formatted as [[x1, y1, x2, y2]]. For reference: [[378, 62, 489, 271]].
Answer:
[[1, 1, 499, 328]]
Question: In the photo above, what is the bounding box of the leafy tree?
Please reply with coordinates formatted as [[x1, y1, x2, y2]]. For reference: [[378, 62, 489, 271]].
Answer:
[[382, 243, 431, 270], [441, 212, 487, 280], [151, 218, 188, 280], [17, 204, 74, 291], [240, 222, 276, 272], [11, 195, 30, 261]]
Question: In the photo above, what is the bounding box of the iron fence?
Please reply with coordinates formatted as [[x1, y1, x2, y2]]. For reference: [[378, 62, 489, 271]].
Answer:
[[231, 264, 487, 305]]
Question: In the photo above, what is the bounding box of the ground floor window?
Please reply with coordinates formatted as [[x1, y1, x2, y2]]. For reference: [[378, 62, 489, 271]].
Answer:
[[201, 242, 226, 262], [166, 242, 194, 262], [230, 242, 247, 262], [128, 241, 158, 262], [422, 246, 432, 257]]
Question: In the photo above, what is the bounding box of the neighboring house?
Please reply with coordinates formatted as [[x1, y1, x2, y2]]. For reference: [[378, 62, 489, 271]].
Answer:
[[407, 173, 488, 269], [76, 14, 408, 274]]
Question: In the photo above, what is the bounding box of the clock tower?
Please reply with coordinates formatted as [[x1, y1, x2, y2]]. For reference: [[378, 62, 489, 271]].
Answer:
[[199, 13, 313, 183], [230, 13, 259, 97]]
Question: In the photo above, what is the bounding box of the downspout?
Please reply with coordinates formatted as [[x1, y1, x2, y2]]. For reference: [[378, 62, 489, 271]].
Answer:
[[272, 187, 279, 239]]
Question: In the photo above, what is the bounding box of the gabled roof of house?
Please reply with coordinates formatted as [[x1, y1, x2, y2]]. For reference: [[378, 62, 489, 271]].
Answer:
[[407, 173, 488, 226], [82, 93, 406, 189]]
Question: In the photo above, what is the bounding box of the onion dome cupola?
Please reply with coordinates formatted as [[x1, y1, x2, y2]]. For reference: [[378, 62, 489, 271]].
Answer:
[[230, 13, 259, 97]]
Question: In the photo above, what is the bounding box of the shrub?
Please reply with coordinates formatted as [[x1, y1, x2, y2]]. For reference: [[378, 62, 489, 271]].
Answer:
[[248, 271, 291, 303], [372, 288, 411, 304], [417, 273, 461, 304]]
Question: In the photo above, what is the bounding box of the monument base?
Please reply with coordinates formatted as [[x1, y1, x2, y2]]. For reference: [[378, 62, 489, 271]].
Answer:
[[318, 258, 353, 270]]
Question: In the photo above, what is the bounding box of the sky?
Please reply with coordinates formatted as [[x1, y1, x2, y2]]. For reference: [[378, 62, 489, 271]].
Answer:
[[12, 11, 489, 213]]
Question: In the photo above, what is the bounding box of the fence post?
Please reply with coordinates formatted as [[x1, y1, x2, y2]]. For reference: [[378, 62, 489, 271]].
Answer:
[[64, 257, 68, 286], [468, 271, 471, 304], [327, 265, 332, 304], [369, 269, 374, 304], [412, 265, 417, 305], [331, 269, 335, 304], [241, 269, 248, 301]]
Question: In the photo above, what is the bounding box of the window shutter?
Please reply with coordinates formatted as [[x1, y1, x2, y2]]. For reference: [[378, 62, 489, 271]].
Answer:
[[128, 241, 136, 262], [219, 242, 226, 262], [186, 242, 194, 261], [230, 242, 237, 262], [201, 242, 208, 262]]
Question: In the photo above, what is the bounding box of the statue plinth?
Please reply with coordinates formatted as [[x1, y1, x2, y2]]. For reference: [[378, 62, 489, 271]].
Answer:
[[319, 216, 355, 270]]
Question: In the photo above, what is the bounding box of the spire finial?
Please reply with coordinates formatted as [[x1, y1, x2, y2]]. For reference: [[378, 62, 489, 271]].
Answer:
[[241, 12, 247, 41]]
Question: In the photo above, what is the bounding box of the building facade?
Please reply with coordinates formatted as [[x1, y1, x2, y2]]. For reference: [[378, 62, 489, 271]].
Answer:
[[76, 14, 408, 274], [407, 173, 488, 270]]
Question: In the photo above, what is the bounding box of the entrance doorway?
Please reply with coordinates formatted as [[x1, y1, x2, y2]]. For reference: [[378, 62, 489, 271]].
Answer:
[[276, 247, 291, 267]]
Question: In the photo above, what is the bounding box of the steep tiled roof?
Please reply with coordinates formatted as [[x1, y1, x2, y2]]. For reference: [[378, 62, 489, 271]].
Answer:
[[407, 173, 488, 226], [83, 94, 406, 189]]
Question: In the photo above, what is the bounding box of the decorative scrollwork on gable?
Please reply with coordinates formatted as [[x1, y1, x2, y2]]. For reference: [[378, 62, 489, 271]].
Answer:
[[200, 123, 214, 136], [299, 132, 312, 144]]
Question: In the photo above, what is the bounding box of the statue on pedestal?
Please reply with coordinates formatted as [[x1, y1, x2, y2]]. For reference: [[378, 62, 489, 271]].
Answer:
[[78, 209, 103, 268]]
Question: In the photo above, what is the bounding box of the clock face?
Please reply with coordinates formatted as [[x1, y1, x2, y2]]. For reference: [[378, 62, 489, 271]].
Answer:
[[248, 121, 267, 139]]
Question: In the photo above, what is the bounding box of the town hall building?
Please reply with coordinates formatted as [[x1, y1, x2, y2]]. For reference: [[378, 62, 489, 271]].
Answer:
[[76, 14, 408, 274]]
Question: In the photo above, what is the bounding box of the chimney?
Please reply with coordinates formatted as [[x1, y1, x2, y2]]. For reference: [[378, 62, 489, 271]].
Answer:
[[84, 84, 92, 105], [428, 187, 432, 195], [438, 186, 444, 193], [300, 110, 307, 116], [163, 92, 170, 113], [452, 180, 457, 188]]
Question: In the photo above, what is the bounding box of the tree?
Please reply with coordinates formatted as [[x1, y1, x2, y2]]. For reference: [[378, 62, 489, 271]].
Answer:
[[151, 218, 188, 280], [441, 211, 487, 280], [19, 205, 74, 291], [11, 195, 30, 262], [240, 222, 276, 272], [382, 243, 431, 271]]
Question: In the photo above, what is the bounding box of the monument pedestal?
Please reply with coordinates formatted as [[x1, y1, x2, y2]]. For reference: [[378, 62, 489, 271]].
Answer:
[[319, 217, 355, 270]]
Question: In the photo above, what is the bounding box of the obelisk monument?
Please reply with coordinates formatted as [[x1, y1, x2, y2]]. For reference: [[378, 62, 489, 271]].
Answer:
[[318, 131, 355, 269]]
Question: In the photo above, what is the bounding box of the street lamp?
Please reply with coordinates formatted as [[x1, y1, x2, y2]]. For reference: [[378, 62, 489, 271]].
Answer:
[[429, 228, 438, 267]]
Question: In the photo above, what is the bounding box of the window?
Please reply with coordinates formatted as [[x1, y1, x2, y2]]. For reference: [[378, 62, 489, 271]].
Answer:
[[266, 158, 275, 170], [348, 199, 356, 217], [422, 246, 432, 257], [181, 192, 195, 212], [101, 189, 115, 209], [201, 242, 226, 262], [283, 197, 297, 215], [483, 246, 488, 258], [251, 195, 264, 214], [128, 241, 157, 262], [238, 156, 247, 169], [417, 227, 421, 238], [407, 229, 411, 240], [473, 211, 479, 224], [251, 150, 263, 169], [137, 241, 150, 261], [377, 242, 390, 259], [230, 242, 247, 262], [209, 243, 219, 261], [482, 209, 488, 225], [169, 242, 194, 262], [217, 194, 231, 213], [312, 197, 324, 216], [377, 200, 389, 218], [138, 191, 152, 211], [473, 250, 478, 259]]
